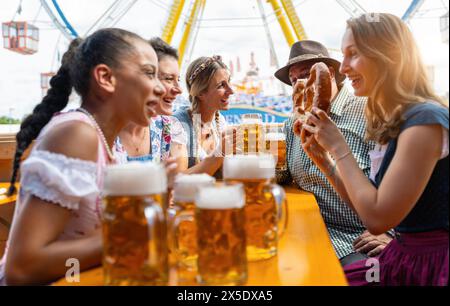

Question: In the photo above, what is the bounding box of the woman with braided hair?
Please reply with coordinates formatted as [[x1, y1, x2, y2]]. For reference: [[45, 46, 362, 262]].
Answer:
[[0, 28, 165, 285], [173, 55, 236, 176]]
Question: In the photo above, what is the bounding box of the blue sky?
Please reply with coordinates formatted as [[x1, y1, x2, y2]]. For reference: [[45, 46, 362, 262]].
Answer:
[[0, 0, 448, 119]]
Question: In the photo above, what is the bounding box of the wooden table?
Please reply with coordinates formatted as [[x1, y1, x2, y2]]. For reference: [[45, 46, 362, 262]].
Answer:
[[0, 183, 17, 206], [1, 183, 18, 258], [53, 187, 348, 286]]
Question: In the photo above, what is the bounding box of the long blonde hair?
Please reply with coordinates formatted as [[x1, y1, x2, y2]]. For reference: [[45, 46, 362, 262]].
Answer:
[[185, 56, 228, 160], [347, 13, 446, 144]]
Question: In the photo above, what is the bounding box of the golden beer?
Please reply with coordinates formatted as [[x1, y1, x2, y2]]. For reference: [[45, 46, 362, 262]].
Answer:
[[169, 174, 216, 271], [223, 154, 286, 261], [264, 132, 287, 171], [102, 162, 168, 286], [240, 114, 264, 154], [195, 184, 247, 285]]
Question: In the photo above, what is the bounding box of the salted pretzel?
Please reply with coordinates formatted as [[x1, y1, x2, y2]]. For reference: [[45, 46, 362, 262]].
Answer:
[[293, 62, 332, 117], [292, 79, 306, 113]]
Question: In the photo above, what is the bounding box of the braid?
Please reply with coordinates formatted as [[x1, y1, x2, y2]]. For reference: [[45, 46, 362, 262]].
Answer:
[[7, 29, 147, 196], [7, 39, 81, 196], [215, 111, 221, 135], [191, 110, 201, 165], [190, 95, 199, 114]]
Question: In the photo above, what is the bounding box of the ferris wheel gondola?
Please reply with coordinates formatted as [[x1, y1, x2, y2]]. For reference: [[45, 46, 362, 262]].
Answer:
[[2, 1, 41, 54], [2, 21, 39, 54]]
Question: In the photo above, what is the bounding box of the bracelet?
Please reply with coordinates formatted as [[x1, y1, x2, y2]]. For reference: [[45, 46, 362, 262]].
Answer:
[[335, 151, 352, 164]]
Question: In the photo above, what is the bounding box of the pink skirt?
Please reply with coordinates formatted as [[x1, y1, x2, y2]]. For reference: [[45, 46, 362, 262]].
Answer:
[[345, 230, 449, 286]]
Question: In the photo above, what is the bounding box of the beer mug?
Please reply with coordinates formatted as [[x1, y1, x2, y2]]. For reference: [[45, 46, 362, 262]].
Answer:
[[169, 174, 216, 271], [239, 113, 264, 154], [195, 183, 248, 285], [102, 162, 168, 286], [264, 124, 287, 171], [223, 154, 287, 261]]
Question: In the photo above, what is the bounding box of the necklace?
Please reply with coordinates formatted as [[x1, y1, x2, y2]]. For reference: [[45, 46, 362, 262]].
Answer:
[[130, 127, 148, 154], [77, 107, 116, 161]]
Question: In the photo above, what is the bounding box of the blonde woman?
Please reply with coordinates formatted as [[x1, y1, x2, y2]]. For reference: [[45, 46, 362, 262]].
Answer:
[[295, 13, 448, 285], [173, 55, 235, 176]]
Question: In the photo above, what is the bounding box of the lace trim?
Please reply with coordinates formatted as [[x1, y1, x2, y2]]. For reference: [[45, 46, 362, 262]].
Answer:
[[22, 176, 81, 210], [30, 150, 98, 171], [20, 150, 99, 210]]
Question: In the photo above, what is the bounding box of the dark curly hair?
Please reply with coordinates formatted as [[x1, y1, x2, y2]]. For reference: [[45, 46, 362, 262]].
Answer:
[[149, 37, 179, 61], [8, 28, 146, 196]]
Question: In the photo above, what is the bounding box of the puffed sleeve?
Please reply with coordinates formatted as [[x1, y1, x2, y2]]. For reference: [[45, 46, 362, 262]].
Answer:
[[170, 116, 188, 145], [20, 150, 99, 210]]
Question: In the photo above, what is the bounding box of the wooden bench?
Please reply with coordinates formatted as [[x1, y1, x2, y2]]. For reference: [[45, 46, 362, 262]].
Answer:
[[0, 133, 16, 182]]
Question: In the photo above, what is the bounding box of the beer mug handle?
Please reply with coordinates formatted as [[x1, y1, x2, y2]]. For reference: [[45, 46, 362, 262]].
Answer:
[[144, 204, 165, 231], [143, 203, 168, 270], [270, 184, 288, 238], [169, 211, 195, 263]]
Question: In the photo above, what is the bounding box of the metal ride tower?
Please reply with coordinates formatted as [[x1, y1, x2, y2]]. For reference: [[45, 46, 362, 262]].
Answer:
[[39, 0, 309, 69], [37, 0, 374, 68], [161, 0, 308, 68], [36, 0, 446, 63]]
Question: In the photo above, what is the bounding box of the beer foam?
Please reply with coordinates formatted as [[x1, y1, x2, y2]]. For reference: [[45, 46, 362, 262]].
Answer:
[[241, 118, 262, 125], [265, 133, 286, 141], [195, 185, 245, 209], [173, 174, 216, 202], [223, 154, 276, 179], [103, 162, 167, 196]]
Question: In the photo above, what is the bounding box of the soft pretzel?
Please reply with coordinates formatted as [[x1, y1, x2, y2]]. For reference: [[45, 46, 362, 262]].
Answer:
[[306, 62, 332, 113], [294, 62, 332, 117], [292, 79, 306, 114]]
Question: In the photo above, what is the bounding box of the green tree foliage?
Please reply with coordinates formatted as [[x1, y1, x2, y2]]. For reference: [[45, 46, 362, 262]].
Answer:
[[0, 116, 21, 124]]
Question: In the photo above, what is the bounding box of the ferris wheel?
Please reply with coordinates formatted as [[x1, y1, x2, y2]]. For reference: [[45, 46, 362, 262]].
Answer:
[[5, 0, 448, 58], [3, 0, 448, 96], [31, 0, 364, 68], [37, 0, 310, 67], [34, 0, 447, 59]]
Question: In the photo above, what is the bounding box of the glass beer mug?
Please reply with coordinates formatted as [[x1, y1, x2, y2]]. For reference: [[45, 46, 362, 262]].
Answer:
[[169, 174, 216, 271], [264, 123, 287, 172], [240, 113, 264, 155], [102, 162, 168, 286], [195, 183, 248, 286], [223, 154, 287, 261]]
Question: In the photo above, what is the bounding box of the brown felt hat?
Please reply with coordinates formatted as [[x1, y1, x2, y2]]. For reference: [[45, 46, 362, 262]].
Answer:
[[274, 40, 346, 86]]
